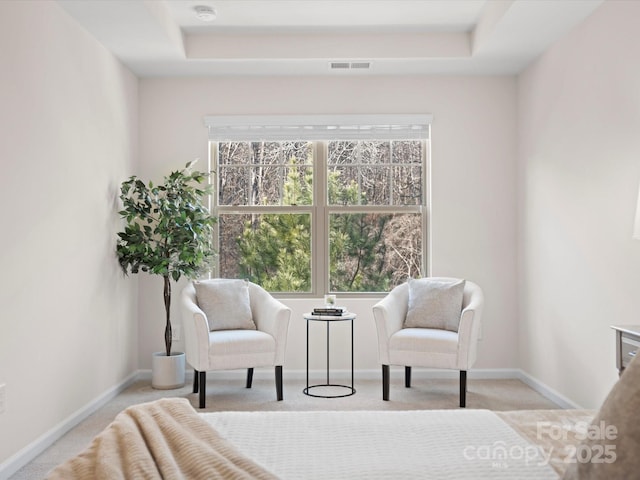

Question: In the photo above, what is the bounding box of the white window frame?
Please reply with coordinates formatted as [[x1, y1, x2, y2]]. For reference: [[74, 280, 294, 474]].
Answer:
[[205, 115, 432, 297]]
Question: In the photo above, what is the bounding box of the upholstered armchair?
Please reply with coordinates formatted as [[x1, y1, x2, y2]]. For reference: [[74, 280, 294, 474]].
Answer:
[[181, 279, 291, 408], [373, 277, 484, 407]]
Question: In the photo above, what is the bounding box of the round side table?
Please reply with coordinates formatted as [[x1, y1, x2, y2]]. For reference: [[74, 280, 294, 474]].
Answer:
[[303, 312, 356, 398]]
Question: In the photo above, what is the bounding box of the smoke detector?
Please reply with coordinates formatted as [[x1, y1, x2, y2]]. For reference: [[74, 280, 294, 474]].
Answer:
[[194, 5, 217, 22]]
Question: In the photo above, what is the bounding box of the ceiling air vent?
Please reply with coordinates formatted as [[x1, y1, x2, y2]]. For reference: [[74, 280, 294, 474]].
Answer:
[[329, 61, 372, 71]]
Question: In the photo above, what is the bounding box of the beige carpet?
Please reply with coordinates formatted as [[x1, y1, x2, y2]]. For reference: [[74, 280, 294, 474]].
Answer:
[[10, 372, 561, 479]]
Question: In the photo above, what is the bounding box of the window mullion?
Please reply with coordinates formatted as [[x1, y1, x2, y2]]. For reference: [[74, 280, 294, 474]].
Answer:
[[389, 141, 395, 206], [210, 141, 220, 278], [423, 137, 431, 276], [314, 141, 328, 296]]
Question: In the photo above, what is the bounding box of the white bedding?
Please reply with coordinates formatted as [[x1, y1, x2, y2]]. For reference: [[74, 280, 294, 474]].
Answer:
[[202, 409, 558, 479]]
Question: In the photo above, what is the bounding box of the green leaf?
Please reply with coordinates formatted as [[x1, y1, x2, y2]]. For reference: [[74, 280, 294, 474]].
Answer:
[[115, 160, 215, 285]]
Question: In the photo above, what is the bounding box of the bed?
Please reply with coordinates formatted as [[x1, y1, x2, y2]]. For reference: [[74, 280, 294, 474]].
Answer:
[[43, 398, 592, 479], [45, 354, 640, 480], [203, 408, 594, 479]]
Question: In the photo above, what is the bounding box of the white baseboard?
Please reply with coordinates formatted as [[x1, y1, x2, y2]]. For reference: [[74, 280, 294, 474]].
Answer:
[[183, 366, 523, 381], [281, 367, 579, 408], [376, 367, 581, 408], [0, 372, 139, 480], [378, 367, 523, 380], [515, 369, 583, 409], [146, 366, 578, 409], [278, 367, 522, 381]]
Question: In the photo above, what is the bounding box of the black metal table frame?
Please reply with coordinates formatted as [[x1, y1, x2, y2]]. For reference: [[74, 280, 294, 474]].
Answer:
[[304, 314, 356, 398]]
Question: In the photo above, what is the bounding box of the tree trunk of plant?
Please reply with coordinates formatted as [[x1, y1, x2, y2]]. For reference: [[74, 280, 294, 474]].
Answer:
[[163, 275, 172, 356]]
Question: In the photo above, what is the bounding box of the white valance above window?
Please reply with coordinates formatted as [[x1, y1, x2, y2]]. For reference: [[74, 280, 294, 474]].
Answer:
[[203, 114, 432, 141]]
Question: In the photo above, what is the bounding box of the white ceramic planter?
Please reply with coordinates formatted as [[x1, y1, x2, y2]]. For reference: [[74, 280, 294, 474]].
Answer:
[[151, 351, 186, 389]]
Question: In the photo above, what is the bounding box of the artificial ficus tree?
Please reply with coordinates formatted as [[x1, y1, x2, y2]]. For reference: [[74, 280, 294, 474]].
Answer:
[[116, 160, 216, 356]]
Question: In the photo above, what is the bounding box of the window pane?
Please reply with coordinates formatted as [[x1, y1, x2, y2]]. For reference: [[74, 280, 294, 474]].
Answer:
[[219, 213, 311, 293], [281, 142, 313, 167], [329, 213, 422, 292], [249, 164, 282, 205], [283, 166, 313, 206], [328, 166, 358, 205], [258, 142, 284, 165], [219, 142, 252, 165], [360, 141, 390, 164], [218, 141, 312, 206], [219, 166, 249, 205], [328, 141, 390, 165], [393, 165, 422, 205], [360, 166, 390, 205], [328, 166, 391, 206], [392, 140, 422, 164], [328, 140, 419, 206], [327, 141, 358, 166]]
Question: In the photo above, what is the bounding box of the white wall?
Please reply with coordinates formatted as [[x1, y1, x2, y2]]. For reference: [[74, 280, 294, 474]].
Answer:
[[517, 0, 640, 409], [138, 75, 518, 371], [0, 1, 138, 467]]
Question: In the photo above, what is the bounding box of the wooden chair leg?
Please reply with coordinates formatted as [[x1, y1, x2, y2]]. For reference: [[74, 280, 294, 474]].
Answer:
[[246, 368, 254, 388], [405, 366, 412, 388], [275, 366, 283, 401], [199, 371, 207, 409], [460, 370, 467, 408], [193, 369, 199, 393], [382, 364, 390, 401]]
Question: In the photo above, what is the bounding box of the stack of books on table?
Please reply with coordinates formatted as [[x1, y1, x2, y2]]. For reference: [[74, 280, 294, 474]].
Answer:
[[312, 306, 348, 317]]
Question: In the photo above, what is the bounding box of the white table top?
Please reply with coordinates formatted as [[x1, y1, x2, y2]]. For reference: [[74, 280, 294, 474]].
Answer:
[[303, 312, 357, 321]]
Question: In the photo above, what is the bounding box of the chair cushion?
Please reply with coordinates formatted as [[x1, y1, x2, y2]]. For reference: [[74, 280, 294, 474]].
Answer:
[[562, 353, 640, 480], [390, 328, 459, 355], [389, 328, 459, 370], [194, 279, 256, 331], [208, 330, 276, 370], [404, 277, 465, 332]]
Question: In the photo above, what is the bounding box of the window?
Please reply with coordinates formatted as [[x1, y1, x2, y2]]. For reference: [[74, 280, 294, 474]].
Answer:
[[206, 115, 430, 295]]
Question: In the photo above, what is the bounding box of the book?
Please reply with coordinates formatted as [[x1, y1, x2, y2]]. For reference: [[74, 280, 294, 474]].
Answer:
[[312, 307, 347, 316]]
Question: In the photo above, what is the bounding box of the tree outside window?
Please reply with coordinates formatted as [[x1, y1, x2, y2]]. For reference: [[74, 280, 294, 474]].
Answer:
[[213, 139, 427, 294]]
